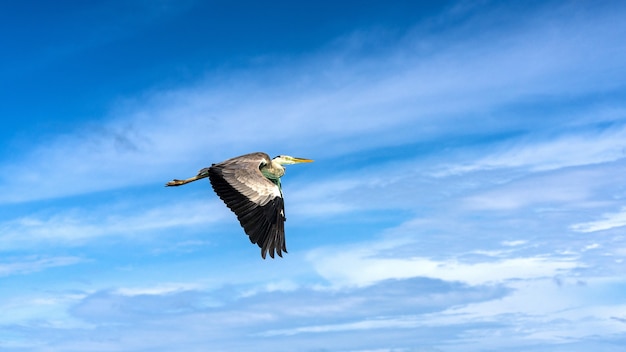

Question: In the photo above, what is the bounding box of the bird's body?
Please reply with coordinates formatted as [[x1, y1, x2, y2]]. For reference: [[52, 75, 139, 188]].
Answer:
[[166, 152, 313, 259]]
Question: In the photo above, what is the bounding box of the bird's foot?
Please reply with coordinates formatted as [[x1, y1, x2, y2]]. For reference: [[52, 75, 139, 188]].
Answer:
[[165, 179, 185, 187]]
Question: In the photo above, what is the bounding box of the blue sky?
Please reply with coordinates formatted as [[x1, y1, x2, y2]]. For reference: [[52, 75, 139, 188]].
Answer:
[[1, 0, 626, 351]]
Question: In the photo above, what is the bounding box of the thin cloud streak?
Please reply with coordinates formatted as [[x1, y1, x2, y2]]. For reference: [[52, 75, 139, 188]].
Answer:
[[437, 126, 626, 176], [571, 207, 626, 233], [0, 198, 227, 249], [0, 255, 83, 277]]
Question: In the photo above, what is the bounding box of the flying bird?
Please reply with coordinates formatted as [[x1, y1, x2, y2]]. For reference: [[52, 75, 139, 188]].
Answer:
[[166, 152, 314, 259]]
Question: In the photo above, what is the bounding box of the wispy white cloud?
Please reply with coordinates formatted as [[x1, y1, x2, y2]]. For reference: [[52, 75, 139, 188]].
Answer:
[[0, 255, 83, 277], [502, 240, 527, 246], [461, 164, 622, 210], [0, 198, 227, 249], [437, 126, 626, 176], [114, 282, 205, 296], [308, 239, 580, 287], [258, 315, 427, 337], [426, 277, 626, 347], [0, 290, 90, 332], [571, 207, 626, 233]]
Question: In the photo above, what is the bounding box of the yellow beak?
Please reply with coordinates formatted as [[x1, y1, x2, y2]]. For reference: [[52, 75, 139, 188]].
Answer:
[[292, 157, 314, 163]]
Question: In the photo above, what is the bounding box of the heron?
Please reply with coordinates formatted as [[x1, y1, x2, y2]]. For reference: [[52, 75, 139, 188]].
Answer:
[[166, 152, 313, 259]]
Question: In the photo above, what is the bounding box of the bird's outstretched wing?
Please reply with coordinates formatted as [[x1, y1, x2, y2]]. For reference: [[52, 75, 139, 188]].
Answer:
[[207, 152, 287, 259]]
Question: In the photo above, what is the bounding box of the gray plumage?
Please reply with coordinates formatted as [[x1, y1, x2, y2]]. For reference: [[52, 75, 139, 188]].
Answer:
[[166, 152, 313, 259]]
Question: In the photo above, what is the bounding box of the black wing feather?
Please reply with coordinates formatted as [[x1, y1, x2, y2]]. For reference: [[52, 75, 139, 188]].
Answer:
[[207, 154, 287, 259]]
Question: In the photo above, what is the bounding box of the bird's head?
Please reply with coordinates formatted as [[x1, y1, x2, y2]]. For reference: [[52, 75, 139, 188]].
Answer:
[[272, 155, 314, 165]]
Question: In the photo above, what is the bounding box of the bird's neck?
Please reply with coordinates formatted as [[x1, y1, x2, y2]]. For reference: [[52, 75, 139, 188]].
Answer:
[[265, 161, 286, 178], [262, 162, 285, 194]]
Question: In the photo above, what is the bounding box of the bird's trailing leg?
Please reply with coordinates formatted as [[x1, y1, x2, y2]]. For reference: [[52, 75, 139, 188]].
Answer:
[[165, 168, 210, 187]]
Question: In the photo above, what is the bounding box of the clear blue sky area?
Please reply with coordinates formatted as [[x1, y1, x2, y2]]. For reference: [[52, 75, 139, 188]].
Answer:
[[1, 1, 626, 351]]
